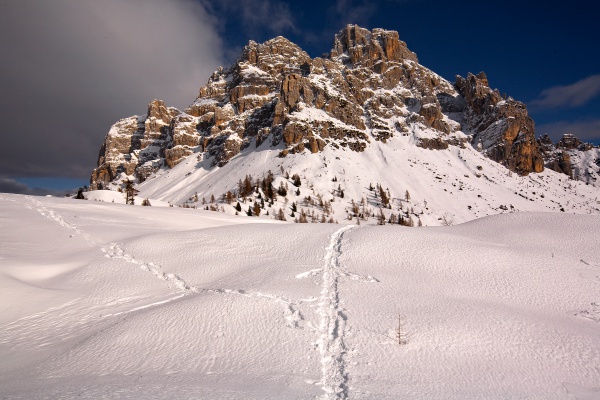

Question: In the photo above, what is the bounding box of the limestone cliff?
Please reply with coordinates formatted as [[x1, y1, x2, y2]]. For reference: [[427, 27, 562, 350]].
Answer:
[[91, 24, 549, 189]]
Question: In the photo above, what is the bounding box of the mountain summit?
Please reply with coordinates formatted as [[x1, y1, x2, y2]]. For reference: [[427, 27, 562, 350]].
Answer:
[[89, 25, 600, 224]]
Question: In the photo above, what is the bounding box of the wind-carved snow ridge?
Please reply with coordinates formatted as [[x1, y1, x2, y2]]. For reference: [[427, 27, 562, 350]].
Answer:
[[317, 226, 378, 399], [103, 243, 304, 328], [24, 196, 100, 245]]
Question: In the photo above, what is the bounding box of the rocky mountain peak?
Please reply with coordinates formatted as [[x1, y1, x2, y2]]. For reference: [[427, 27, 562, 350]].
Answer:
[[556, 133, 593, 151], [455, 72, 501, 114], [147, 99, 176, 124], [330, 24, 418, 67], [455, 71, 543, 175], [91, 24, 593, 193]]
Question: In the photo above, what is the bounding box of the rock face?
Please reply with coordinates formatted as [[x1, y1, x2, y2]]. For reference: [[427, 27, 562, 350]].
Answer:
[[90, 100, 179, 189], [91, 24, 549, 189], [455, 72, 543, 175], [538, 133, 600, 183]]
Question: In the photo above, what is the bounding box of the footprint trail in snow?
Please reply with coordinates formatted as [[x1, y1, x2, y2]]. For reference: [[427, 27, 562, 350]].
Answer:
[[103, 243, 305, 328], [316, 226, 378, 399], [24, 196, 101, 245]]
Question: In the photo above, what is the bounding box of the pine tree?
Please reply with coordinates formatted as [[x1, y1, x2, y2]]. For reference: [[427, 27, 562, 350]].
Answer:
[[253, 202, 261, 216], [123, 179, 137, 205], [379, 184, 389, 207], [243, 175, 253, 196], [277, 182, 287, 197], [75, 188, 85, 200], [277, 208, 286, 221], [298, 208, 308, 223], [292, 173, 301, 187], [377, 208, 386, 225], [235, 202, 242, 212]]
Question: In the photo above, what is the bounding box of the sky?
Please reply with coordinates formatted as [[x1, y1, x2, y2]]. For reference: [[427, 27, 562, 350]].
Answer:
[[0, 0, 598, 195]]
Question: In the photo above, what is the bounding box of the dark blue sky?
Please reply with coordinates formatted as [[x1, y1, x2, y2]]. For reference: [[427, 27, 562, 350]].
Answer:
[[216, 0, 599, 126], [0, 0, 598, 194]]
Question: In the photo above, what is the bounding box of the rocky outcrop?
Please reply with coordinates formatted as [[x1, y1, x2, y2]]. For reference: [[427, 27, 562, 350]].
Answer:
[[456, 72, 544, 175], [330, 25, 418, 66], [90, 100, 179, 189], [538, 133, 600, 183], [91, 24, 551, 188]]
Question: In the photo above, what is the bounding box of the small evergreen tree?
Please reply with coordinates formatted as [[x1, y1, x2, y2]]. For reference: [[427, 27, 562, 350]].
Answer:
[[75, 188, 86, 200], [291, 173, 301, 187], [235, 202, 242, 212], [123, 179, 137, 205], [377, 208, 386, 225], [298, 208, 308, 223], [379, 184, 389, 206], [277, 208, 286, 221], [253, 202, 261, 216], [277, 182, 287, 197]]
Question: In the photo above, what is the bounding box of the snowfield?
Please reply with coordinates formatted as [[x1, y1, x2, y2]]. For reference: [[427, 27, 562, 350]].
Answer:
[[1, 193, 599, 399]]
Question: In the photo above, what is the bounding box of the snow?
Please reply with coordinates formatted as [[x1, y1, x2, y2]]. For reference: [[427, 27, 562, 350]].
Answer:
[[240, 63, 269, 77], [193, 98, 218, 106], [130, 123, 600, 229], [1, 193, 599, 399], [292, 106, 361, 131]]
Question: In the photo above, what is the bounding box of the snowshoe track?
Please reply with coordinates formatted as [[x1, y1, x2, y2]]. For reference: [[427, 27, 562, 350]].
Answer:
[[103, 243, 305, 328], [24, 196, 100, 245], [317, 226, 378, 399]]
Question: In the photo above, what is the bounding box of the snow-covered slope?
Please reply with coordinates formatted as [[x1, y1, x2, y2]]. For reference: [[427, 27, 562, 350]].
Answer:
[[1, 193, 599, 399], [133, 130, 600, 226]]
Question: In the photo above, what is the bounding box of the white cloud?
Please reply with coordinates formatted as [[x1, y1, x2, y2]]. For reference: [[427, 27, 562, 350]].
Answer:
[[536, 119, 600, 142], [530, 74, 600, 109], [0, 0, 224, 178], [333, 0, 377, 26], [201, 0, 297, 38]]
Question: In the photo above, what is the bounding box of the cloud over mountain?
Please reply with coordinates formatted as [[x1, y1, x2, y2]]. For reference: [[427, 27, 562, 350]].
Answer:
[[0, 0, 224, 179], [530, 74, 600, 109]]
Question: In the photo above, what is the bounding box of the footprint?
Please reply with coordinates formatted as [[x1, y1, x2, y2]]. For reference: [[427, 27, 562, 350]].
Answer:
[[574, 303, 600, 322]]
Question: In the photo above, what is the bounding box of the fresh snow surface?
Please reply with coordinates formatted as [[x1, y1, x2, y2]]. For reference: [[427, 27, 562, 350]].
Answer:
[[1, 193, 599, 399]]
